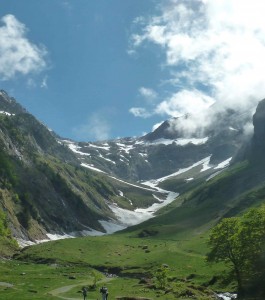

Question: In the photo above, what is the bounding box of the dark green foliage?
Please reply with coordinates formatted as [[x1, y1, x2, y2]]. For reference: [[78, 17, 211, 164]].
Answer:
[[207, 206, 265, 299], [0, 209, 10, 238], [16, 208, 31, 229], [0, 149, 18, 188], [138, 229, 158, 238], [0, 208, 17, 254], [154, 264, 169, 289]]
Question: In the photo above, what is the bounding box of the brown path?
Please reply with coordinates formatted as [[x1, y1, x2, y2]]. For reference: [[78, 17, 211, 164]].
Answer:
[[48, 277, 113, 300]]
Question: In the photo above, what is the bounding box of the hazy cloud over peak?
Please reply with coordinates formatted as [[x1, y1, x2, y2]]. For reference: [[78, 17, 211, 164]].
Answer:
[[0, 14, 47, 80], [73, 113, 111, 142], [155, 90, 215, 117], [130, 0, 265, 134]]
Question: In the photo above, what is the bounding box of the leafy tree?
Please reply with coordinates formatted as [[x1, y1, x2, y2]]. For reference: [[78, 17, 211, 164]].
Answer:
[[91, 270, 102, 288], [154, 264, 170, 290], [207, 206, 265, 298]]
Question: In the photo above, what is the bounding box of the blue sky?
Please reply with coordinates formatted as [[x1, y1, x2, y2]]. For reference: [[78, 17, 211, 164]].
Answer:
[[1, 0, 265, 141]]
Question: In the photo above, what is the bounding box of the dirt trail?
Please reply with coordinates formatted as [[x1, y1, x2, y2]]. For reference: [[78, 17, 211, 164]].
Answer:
[[48, 277, 113, 300], [0, 282, 13, 287]]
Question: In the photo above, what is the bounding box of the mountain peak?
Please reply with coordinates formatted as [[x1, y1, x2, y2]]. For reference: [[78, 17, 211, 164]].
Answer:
[[0, 90, 27, 114]]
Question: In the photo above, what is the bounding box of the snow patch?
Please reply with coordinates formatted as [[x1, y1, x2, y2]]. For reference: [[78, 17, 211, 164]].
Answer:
[[108, 176, 157, 192], [149, 138, 175, 145], [81, 163, 106, 173], [116, 142, 135, 153], [46, 233, 74, 241], [229, 127, 238, 131], [64, 141, 91, 156], [86, 143, 110, 151], [139, 153, 147, 157], [120, 154, 129, 161], [109, 191, 178, 227], [143, 156, 212, 185], [99, 153, 116, 164], [175, 137, 209, 146], [214, 157, 232, 169], [200, 156, 212, 172], [146, 137, 209, 146], [16, 238, 36, 248], [217, 292, 237, 300], [134, 140, 145, 145], [185, 178, 194, 182], [0, 111, 15, 116]]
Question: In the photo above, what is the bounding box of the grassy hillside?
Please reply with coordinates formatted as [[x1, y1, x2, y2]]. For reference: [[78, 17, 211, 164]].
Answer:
[[123, 161, 265, 240], [11, 233, 228, 300], [5, 159, 265, 299]]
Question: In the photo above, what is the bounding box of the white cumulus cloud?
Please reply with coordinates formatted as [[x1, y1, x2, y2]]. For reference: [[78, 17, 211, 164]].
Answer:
[[130, 0, 265, 133], [129, 107, 151, 118], [139, 87, 157, 103], [0, 14, 47, 80], [155, 90, 215, 117]]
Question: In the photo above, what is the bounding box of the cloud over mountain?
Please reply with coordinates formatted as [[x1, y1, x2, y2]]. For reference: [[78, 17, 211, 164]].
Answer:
[[130, 0, 265, 134], [73, 112, 111, 141]]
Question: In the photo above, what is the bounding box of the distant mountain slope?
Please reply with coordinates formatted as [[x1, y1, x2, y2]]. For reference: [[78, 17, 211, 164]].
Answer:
[[62, 105, 252, 187], [0, 91, 168, 243], [0, 89, 263, 246], [121, 100, 265, 239]]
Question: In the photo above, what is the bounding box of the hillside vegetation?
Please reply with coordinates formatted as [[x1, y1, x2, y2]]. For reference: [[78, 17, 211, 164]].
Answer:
[[0, 92, 162, 241], [1, 92, 265, 299], [12, 158, 265, 299]]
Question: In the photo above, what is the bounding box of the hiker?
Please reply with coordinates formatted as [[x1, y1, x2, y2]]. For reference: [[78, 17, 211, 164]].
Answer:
[[100, 285, 108, 300], [82, 286, 87, 300]]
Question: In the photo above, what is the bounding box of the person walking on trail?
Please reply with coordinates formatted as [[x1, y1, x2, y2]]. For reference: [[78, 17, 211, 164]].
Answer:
[[82, 286, 88, 300], [100, 285, 108, 300]]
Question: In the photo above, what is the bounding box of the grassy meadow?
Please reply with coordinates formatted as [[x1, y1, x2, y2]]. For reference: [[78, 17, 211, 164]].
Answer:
[[0, 231, 234, 300], [3, 161, 258, 299]]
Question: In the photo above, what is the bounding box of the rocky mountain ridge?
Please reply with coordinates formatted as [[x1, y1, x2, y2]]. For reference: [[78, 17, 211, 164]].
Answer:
[[0, 90, 263, 245], [62, 105, 252, 188], [0, 91, 171, 244]]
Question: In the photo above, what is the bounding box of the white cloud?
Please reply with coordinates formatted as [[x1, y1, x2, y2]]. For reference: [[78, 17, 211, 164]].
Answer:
[[129, 107, 151, 118], [130, 0, 265, 132], [0, 14, 47, 80], [129, 87, 158, 119], [139, 87, 157, 103], [155, 90, 215, 117], [243, 122, 254, 136], [73, 113, 111, 141]]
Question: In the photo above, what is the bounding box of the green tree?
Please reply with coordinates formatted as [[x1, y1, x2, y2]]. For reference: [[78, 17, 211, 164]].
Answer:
[[154, 264, 170, 290], [91, 270, 102, 288], [207, 207, 265, 298]]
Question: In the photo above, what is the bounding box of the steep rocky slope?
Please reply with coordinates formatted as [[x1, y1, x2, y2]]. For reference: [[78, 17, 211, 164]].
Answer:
[[0, 91, 165, 243], [0, 89, 262, 246]]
